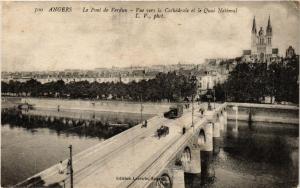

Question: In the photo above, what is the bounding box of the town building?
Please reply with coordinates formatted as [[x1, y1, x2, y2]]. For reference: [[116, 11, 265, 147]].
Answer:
[[195, 70, 228, 95], [286, 46, 296, 58], [283, 45, 299, 65]]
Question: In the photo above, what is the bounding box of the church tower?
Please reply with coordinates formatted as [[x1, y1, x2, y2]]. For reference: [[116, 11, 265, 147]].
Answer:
[[257, 26, 266, 61], [266, 15, 273, 61], [251, 16, 257, 56]]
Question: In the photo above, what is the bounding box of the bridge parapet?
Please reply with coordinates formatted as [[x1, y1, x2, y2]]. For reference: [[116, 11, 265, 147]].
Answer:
[[125, 126, 197, 188], [204, 103, 227, 122]]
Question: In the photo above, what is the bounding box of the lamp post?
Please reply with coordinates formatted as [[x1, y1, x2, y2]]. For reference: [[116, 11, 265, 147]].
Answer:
[[271, 69, 275, 104], [213, 88, 216, 109], [190, 76, 197, 132], [140, 95, 143, 123], [225, 85, 227, 102], [192, 94, 194, 132], [207, 94, 212, 111], [68, 145, 73, 188]]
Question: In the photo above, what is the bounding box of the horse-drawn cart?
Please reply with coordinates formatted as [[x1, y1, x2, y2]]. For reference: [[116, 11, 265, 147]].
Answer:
[[157, 125, 169, 138]]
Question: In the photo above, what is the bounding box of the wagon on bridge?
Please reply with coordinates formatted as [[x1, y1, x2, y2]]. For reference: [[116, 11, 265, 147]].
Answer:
[[157, 125, 169, 138], [163, 104, 183, 119]]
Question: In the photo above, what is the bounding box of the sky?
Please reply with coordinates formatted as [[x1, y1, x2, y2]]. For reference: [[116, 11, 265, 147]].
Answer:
[[2, 1, 300, 71]]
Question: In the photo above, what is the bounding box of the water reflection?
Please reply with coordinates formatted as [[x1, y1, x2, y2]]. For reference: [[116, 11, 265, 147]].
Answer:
[[1, 109, 153, 139], [225, 133, 293, 165], [213, 138, 221, 156], [185, 121, 298, 188]]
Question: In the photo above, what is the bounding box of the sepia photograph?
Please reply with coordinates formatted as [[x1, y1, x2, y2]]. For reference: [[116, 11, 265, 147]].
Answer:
[[1, 1, 299, 188]]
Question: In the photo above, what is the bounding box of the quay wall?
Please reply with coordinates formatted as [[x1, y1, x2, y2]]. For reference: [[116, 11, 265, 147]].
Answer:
[[226, 102, 299, 124], [2, 97, 174, 115]]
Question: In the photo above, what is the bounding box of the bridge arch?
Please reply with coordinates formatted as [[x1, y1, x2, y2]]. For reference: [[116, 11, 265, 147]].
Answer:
[[198, 129, 206, 147], [156, 173, 172, 188], [181, 146, 192, 163]]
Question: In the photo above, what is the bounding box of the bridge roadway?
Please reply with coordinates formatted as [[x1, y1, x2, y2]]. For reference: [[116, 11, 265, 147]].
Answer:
[[18, 103, 223, 188]]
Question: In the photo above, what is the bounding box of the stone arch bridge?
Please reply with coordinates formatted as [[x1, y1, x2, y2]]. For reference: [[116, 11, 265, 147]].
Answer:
[[17, 103, 228, 188]]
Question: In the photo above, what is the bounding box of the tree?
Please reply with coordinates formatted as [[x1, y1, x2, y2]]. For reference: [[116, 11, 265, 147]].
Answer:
[[213, 83, 226, 102], [23, 79, 42, 97]]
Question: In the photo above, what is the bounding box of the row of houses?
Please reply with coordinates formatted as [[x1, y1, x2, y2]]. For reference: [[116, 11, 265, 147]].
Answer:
[[1, 74, 156, 84], [2, 70, 228, 94], [1, 62, 211, 82]]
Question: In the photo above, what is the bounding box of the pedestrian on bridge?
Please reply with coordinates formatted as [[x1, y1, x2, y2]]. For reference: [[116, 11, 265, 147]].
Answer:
[[58, 161, 64, 174], [66, 159, 71, 175], [199, 108, 204, 116]]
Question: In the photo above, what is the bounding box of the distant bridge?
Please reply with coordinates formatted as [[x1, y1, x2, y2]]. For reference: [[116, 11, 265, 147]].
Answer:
[[15, 103, 231, 187]]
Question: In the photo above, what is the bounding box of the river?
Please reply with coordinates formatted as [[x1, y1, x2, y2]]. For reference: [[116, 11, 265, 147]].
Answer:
[[185, 120, 299, 188]]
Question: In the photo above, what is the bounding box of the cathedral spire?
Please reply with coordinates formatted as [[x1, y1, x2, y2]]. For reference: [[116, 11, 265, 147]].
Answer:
[[267, 15, 272, 34], [252, 16, 257, 34]]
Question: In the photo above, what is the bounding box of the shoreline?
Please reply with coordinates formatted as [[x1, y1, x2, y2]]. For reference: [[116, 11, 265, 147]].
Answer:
[[2, 97, 299, 125]]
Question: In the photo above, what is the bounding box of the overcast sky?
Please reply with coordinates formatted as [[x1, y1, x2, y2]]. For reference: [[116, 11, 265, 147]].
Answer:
[[2, 1, 299, 71]]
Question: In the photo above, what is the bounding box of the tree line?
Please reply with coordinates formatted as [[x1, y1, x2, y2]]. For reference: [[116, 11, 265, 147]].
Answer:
[[1, 72, 197, 102], [2, 56, 298, 104], [215, 56, 299, 104]]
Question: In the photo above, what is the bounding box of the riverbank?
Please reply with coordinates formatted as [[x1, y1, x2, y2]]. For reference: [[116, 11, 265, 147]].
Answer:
[[2, 97, 299, 125], [1, 97, 175, 115]]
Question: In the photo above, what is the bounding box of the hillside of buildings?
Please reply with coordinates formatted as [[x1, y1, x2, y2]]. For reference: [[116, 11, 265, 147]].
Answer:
[[1, 52, 299, 105], [1, 62, 230, 101]]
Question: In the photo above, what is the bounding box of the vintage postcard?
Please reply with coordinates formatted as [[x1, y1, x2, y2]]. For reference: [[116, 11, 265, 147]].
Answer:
[[1, 1, 299, 188]]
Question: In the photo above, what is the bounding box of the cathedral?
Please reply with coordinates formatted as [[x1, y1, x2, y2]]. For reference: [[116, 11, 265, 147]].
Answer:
[[243, 16, 279, 63]]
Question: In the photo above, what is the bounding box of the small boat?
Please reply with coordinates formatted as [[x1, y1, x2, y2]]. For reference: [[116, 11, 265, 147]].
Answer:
[[108, 123, 129, 127], [17, 102, 35, 110]]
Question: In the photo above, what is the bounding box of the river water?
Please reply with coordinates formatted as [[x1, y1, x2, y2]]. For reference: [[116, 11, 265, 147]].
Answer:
[[1, 109, 299, 187], [185, 121, 299, 188]]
